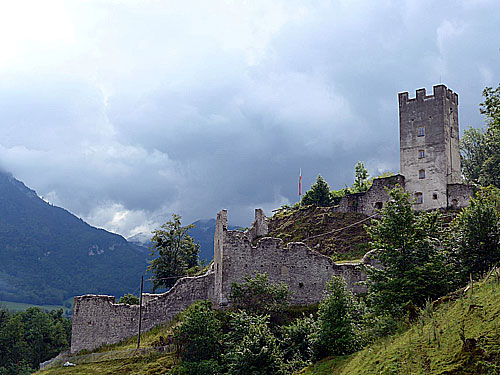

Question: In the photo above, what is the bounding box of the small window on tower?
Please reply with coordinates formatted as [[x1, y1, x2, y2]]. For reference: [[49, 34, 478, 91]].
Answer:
[[433, 193, 438, 200], [419, 150, 425, 159], [415, 192, 423, 204], [417, 127, 425, 137], [419, 169, 425, 179]]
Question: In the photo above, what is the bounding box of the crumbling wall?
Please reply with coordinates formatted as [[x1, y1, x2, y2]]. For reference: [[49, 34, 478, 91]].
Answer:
[[335, 175, 405, 216], [71, 208, 376, 353], [447, 183, 473, 209], [71, 272, 215, 353], [217, 210, 371, 306]]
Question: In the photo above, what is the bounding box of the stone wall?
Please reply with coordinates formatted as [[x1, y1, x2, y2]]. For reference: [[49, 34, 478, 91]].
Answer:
[[215, 209, 371, 306], [447, 183, 474, 209], [71, 209, 374, 353], [334, 175, 405, 216], [71, 272, 215, 353]]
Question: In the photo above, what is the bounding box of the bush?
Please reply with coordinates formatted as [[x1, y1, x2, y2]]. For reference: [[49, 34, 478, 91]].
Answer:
[[173, 300, 222, 366], [225, 318, 286, 375], [449, 186, 500, 284], [118, 293, 139, 305], [229, 273, 290, 319], [280, 314, 317, 368], [310, 276, 360, 359]]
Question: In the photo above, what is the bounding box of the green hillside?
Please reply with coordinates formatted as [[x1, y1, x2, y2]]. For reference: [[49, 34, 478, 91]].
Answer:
[[35, 273, 500, 375], [0, 171, 150, 305], [269, 206, 371, 260], [300, 274, 500, 374]]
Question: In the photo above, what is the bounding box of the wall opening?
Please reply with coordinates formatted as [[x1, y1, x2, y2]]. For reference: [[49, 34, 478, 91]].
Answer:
[[415, 192, 423, 204], [419, 169, 425, 179]]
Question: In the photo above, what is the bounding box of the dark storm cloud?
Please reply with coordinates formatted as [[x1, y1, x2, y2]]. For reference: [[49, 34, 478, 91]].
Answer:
[[0, 0, 499, 235]]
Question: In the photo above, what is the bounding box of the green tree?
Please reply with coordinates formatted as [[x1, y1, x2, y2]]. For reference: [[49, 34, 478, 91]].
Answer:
[[118, 293, 139, 305], [461, 84, 500, 188], [148, 214, 200, 291], [0, 307, 71, 373], [449, 186, 500, 284], [173, 300, 222, 375], [310, 276, 360, 359], [225, 317, 285, 375], [352, 161, 370, 193], [229, 273, 290, 318], [301, 175, 332, 207], [366, 187, 451, 318]]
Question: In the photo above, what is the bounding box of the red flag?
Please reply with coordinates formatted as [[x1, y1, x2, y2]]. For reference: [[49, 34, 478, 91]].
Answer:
[[299, 168, 302, 196]]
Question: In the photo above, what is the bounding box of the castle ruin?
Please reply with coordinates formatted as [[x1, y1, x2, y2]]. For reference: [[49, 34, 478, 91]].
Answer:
[[329, 84, 472, 215], [70, 84, 472, 353], [71, 209, 374, 353]]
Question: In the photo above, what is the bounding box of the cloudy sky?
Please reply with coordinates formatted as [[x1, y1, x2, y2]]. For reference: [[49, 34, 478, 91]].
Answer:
[[0, 0, 499, 237]]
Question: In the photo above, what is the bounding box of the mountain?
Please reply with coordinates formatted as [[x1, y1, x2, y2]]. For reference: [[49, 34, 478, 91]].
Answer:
[[129, 219, 240, 263], [0, 171, 150, 305]]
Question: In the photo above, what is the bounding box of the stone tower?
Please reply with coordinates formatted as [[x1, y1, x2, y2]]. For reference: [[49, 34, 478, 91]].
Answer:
[[398, 84, 462, 210]]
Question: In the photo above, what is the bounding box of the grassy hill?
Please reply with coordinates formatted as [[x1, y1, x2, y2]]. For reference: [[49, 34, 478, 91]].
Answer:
[[269, 206, 371, 261], [37, 272, 500, 374], [300, 273, 500, 374]]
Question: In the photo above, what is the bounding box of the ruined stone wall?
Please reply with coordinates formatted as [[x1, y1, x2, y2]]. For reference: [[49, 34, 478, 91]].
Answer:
[[216, 210, 370, 306], [334, 175, 405, 216], [447, 183, 474, 209], [71, 208, 375, 353], [71, 272, 215, 353]]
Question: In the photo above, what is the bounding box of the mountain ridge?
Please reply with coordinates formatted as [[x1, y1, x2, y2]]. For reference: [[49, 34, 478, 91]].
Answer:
[[0, 171, 150, 305]]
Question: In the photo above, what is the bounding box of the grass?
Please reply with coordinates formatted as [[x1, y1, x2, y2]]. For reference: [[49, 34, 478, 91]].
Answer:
[[36, 353, 176, 375], [37, 309, 182, 374], [299, 274, 500, 374]]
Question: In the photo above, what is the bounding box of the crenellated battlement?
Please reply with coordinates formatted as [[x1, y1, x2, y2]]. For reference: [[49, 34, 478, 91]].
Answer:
[[398, 84, 458, 106]]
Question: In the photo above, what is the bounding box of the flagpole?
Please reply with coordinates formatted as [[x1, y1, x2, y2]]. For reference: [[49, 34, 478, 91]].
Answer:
[[298, 168, 302, 207]]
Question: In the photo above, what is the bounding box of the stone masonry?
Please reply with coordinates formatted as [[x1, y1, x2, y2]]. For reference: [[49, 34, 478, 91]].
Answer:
[[399, 84, 471, 210], [71, 209, 373, 353], [70, 84, 473, 353]]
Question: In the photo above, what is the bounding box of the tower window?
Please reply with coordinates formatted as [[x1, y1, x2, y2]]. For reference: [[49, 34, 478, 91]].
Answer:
[[417, 127, 425, 137], [419, 169, 425, 179], [419, 150, 425, 159], [415, 193, 423, 204], [433, 193, 438, 200]]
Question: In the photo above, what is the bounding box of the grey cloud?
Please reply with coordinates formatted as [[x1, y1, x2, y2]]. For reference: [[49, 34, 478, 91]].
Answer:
[[0, 0, 499, 234]]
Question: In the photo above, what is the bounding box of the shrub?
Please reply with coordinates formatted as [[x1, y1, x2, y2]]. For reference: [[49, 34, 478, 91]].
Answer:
[[310, 276, 360, 359]]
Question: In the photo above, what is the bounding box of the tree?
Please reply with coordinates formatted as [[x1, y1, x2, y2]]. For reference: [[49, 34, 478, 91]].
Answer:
[[173, 300, 222, 375], [449, 186, 500, 284], [229, 273, 290, 318], [301, 175, 332, 207], [461, 84, 500, 188], [148, 214, 200, 291], [118, 293, 139, 305], [352, 161, 370, 193], [310, 276, 360, 359], [366, 187, 451, 318], [225, 317, 286, 375]]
